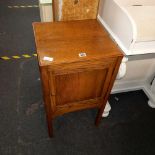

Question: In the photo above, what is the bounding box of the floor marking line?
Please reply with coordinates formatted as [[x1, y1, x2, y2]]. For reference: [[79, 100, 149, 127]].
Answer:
[[13, 6, 20, 8], [0, 54, 37, 61], [22, 54, 31, 58], [12, 56, 21, 59], [33, 54, 37, 56], [8, 5, 39, 8], [1, 56, 10, 60]]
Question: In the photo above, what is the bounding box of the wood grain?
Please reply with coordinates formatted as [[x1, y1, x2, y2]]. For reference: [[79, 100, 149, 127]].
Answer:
[[53, 0, 100, 21], [33, 19, 122, 66]]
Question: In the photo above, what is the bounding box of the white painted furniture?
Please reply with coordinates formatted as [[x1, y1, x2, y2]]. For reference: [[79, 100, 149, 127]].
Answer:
[[99, 0, 155, 117], [39, 0, 53, 22], [150, 78, 155, 107], [102, 57, 128, 117], [98, 0, 155, 55]]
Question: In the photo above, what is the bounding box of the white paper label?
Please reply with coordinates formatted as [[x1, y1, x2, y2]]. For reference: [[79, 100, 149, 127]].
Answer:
[[43, 56, 54, 62]]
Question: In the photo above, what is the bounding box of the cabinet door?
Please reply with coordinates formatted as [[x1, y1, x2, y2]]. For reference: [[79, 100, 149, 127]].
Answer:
[[48, 58, 117, 117]]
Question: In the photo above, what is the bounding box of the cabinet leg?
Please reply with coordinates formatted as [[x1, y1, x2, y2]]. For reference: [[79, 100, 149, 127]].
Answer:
[[47, 118, 53, 137], [95, 104, 107, 126], [95, 109, 103, 126]]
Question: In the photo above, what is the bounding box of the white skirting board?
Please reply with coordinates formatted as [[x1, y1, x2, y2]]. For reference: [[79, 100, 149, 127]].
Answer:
[[112, 80, 155, 108], [102, 79, 155, 118]]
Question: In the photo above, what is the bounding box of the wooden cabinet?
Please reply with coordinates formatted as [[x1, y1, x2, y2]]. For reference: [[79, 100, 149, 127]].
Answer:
[[33, 19, 123, 137]]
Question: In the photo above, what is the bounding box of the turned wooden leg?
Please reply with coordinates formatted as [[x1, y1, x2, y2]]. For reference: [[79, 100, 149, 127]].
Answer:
[[95, 103, 107, 126], [47, 118, 53, 137]]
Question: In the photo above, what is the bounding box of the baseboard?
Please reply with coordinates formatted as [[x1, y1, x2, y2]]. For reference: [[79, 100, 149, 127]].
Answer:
[[112, 80, 144, 94], [111, 80, 155, 108]]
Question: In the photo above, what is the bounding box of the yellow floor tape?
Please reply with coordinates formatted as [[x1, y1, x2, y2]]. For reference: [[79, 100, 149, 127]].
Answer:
[[12, 56, 20, 59], [1, 56, 11, 60], [0, 54, 37, 60], [22, 54, 31, 58]]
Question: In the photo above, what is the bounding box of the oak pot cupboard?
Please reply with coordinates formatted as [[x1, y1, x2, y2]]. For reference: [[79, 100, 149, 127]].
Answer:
[[33, 19, 123, 137]]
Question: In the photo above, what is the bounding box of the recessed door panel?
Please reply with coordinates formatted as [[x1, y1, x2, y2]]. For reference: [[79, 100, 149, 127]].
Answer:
[[55, 69, 108, 105]]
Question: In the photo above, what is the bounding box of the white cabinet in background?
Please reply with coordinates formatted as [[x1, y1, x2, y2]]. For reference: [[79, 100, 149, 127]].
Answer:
[[39, 0, 53, 22], [98, 0, 155, 55]]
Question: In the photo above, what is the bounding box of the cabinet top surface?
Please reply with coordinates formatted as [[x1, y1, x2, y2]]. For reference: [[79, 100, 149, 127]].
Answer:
[[33, 19, 123, 66]]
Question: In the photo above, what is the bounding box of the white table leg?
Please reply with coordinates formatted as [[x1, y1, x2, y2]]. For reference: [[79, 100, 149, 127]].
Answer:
[[148, 100, 155, 108], [102, 57, 128, 117], [148, 77, 155, 108], [102, 101, 111, 117]]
